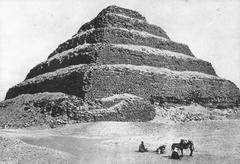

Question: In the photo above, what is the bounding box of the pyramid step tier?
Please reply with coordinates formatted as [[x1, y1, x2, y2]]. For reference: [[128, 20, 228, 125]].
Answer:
[[48, 27, 193, 59], [26, 43, 215, 79], [7, 64, 240, 108], [100, 5, 147, 22], [77, 11, 169, 41]]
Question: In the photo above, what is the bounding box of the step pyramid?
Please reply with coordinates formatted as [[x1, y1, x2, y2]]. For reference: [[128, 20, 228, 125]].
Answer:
[[5, 5, 240, 109]]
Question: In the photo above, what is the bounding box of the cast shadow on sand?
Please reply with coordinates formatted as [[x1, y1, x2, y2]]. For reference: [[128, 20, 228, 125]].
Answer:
[[135, 150, 195, 161]]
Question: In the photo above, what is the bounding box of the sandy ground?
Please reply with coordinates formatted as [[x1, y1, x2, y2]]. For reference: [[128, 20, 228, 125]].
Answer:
[[0, 120, 240, 164]]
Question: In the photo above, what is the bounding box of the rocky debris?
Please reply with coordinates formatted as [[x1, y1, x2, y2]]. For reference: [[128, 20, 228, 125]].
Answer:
[[151, 103, 239, 123], [0, 92, 155, 128], [0, 136, 73, 163], [6, 64, 240, 108]]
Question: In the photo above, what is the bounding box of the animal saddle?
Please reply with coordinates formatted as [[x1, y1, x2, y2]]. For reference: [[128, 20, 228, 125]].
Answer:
[[181, 139, 189, 149]]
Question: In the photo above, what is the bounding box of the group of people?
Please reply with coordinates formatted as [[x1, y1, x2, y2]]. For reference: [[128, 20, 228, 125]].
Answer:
[[138, 141, 166, 155], [138, 139, 194, 160]]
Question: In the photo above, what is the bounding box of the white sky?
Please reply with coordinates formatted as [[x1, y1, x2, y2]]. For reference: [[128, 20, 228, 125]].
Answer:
[[0, 0, 240, 101]]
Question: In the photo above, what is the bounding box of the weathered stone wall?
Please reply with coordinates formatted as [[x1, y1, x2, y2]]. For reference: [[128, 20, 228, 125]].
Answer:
[[97, 46, 216, 75], [85, 65, 239, 108], [78, 11, 169, 40], [26, 44, 215, 80], [99, 5, 147, 21], [48, 28, 193, 59], [6, 65, 88, 100], [6, 65, 240, 108], [25, 44, 102, 79]]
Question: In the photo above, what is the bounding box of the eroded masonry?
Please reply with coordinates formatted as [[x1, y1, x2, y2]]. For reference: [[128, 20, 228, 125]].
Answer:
[[1, 6, 240, 127]]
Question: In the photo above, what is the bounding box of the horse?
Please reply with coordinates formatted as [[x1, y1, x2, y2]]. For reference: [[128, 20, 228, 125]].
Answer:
[[171, 139, 194, 156]]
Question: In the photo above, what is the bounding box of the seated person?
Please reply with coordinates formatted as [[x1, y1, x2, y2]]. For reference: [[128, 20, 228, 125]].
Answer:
[[171, 148, 180, 159], [156, 145, 166, 154], [139, 141, 148, 152]]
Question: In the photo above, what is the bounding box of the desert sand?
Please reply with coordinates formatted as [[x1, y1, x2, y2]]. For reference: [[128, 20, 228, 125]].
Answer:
[[0, 120, 240, 164]]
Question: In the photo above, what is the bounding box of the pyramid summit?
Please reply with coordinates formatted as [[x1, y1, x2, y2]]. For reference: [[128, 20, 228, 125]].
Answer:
[[1, 6, 240, 127], [46, 5, 195, 59]]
